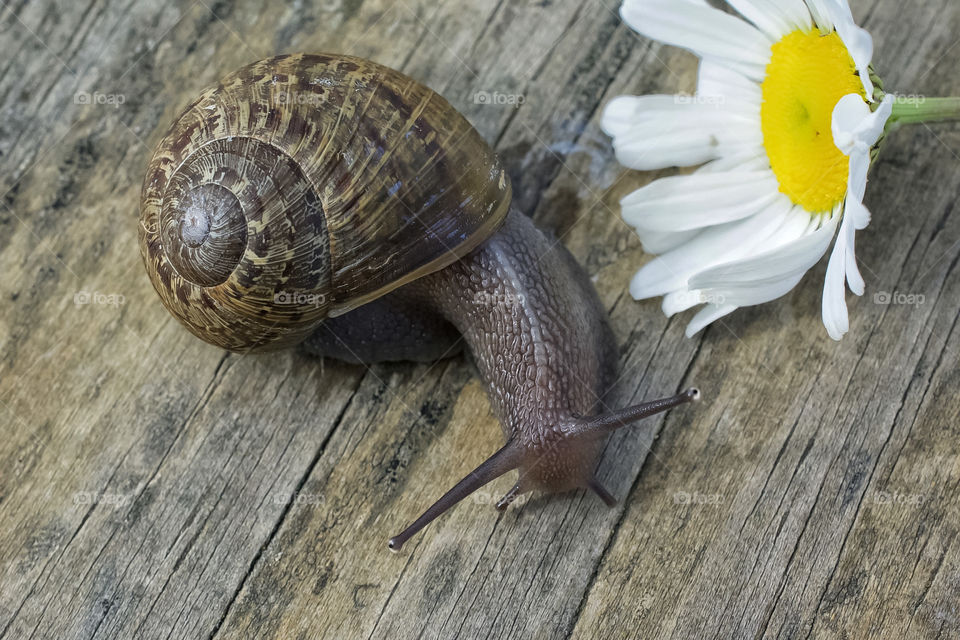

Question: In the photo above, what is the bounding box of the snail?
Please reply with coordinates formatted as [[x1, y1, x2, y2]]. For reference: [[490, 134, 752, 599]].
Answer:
[[139, 53, 700, 551]]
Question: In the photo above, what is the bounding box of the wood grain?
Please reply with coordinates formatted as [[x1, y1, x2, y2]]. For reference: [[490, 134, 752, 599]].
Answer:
[[0, 0, 958, 638]]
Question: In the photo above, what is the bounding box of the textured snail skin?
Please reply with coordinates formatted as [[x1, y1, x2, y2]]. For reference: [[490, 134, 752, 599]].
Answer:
[[307, 210, 698, 551], [302, 293, 462, 363], [412, 210, 619, 487], [141, 53, 699, 550], [307, 208, 617, 487]]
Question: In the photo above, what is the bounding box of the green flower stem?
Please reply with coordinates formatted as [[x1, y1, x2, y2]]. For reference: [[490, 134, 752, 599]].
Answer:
[[888, 96, 960, 126]]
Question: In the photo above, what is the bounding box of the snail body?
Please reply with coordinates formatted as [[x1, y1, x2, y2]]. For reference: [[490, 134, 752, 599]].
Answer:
[[139, 53, 698, 551]]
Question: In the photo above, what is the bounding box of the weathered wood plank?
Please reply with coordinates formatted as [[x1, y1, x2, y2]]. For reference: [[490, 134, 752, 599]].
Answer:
[[1, 0, 958, 639]]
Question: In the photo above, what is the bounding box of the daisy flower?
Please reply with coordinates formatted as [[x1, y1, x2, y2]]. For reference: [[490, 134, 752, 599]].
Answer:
[[601, 0, 955, 339]]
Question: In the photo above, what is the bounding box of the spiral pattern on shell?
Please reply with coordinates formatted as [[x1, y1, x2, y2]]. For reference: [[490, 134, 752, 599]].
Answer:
[[139, 54, 511, 351]]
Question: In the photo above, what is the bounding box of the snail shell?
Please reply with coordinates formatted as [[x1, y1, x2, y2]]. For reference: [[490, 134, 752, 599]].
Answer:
[[139, 53, 510, 351]]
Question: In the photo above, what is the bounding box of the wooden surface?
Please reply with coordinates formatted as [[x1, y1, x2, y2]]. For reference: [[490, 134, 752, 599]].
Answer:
[[1, 1, 959, 638]]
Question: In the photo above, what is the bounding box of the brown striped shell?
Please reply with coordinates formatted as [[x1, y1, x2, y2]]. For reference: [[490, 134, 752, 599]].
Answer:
[[139, 53, 511, 352]]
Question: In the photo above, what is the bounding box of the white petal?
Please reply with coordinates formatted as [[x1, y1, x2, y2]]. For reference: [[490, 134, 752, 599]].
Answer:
[[620, 170, 780, 232], [689, 213, 840, 306], [819, 0, 874, 97], [770, 0, 816, 29], [726, 0, 813, 40], [695, 208, 818, 305], [685, 303, 738, 337], [805, 0, 834, 31], [713, 272, 808, 308], [831, 94, 872, 155], [602, 95, 762, 171], [833, 93, 892, 202], [662, 289, 703, 316], [697, 59, 762, 107], [695, 150, 769, 173], [620, 0, 773, 81], [631, 154, 776, 251], [824, 92, 890, 310], [601, 95, 674, 138], [844, 194, 871, 231], [766, 205, 816, 251], [847, 149, 871, 208], [633, 227, 702, 254], [629, 196, 793, 299], [832, 93, 893, 155], [822, 213, 852, 340], [841, 198, 870, 295], [863, 94, 895, 143]]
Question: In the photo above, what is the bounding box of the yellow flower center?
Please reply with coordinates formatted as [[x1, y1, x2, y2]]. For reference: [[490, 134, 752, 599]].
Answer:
[[761, 30, 865, 213]]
